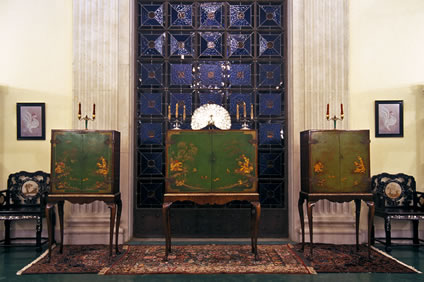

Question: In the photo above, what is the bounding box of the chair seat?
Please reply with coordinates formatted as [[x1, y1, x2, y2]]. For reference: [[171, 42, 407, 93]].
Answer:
[[376, 208, 424, 217], [0, 206, 43, 216]]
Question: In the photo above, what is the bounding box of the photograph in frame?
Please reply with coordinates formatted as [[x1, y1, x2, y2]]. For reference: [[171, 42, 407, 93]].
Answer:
[[17, 103, 46, 140], [375, 100, 403, 138]]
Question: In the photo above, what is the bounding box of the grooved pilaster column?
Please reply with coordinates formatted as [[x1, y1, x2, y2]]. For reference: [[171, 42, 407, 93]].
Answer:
[[69, 0, 120, 233], [289, 0, 355, 242]]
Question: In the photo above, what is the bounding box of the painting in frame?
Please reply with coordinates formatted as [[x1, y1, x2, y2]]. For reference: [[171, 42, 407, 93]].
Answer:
[[375, 100, 403, 138], [17, 103, 46, 140]]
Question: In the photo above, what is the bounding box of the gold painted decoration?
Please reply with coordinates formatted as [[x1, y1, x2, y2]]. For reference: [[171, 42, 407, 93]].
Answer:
[[170, 160, 183, 172], [313, 161, 324, 173], [354, 156, 366, 174], [55, 162, 66, 174], [235, 154, 253, 175], [96, 156, 108, 176]]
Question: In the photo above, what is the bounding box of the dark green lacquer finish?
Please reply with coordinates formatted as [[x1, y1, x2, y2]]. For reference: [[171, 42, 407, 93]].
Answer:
[[50, 130, 120, 194], [166, 130, 258, 193], [301, 130, 370, 193]]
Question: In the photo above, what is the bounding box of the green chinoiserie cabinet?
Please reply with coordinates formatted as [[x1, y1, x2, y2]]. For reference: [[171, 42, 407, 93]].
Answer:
[[50, 130, 120, 194], [166, 130, 258, 193], [300, 130, 370, 193]]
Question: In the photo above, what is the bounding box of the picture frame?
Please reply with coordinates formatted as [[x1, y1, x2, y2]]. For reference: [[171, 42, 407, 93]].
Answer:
[[17, 103, 46, 140], [375, 100, 403, 138]]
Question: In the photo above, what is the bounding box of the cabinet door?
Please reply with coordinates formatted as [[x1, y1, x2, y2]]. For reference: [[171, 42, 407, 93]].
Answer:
[[211, 131, 257, 193], [309, 131, 340, 192], [339, 131, 370, 192], [80, 132, 114, 193], [166, 131, 212, 192]]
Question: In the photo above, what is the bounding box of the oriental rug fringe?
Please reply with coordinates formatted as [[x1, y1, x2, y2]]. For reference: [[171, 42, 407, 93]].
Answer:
[[293, 243, 421, 273]]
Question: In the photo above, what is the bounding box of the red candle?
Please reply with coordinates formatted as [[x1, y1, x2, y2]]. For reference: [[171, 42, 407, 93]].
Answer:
[[93, 104, 96, 115], [326, 104, 329, 116], [341, 103, 344, 115]]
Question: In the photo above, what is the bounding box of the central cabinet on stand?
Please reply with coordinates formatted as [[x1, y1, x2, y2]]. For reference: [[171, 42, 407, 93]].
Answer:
[[163, 130, 261, 259]]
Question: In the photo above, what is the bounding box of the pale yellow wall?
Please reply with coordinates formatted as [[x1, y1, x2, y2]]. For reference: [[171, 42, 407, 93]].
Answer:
[[0, 0, 73, 184], [350, 0, 424, 189]]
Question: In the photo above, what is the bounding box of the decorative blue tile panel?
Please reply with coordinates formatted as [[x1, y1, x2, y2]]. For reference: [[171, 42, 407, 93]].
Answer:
[[140, 63, 163, 86], [170, 4, 193, 27], [259, 5, 281, 27], [228, 34, 252, 57], [259, 123, 282, 145], [259, 64, 281, 87], [200, 32, 223, 57], [170, 93, 192, 116], [140, 4, 164, 26], [140, 33, 165, 56], [136, 0, 287, 211], [229, 64, 251, 86], [259, 34, 282, 56], [139, 123, 163, 145], [200, 3, 223, 28], [170, 33, 194, 56], [259, 182, 283, 206], [199, 92, 223, 105], [229, 93, 252, 116], [170, 64, 193, 86], [140, 92, 162, 116], [259, 93, 281, 116], [229, 5, 252, 27], [259, 153, 283, 176], [138, 181, 164, 207], [140, 152, 163, 175], [198, 62, 223, 87]]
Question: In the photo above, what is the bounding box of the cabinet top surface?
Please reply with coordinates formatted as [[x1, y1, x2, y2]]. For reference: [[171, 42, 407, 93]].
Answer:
[[301, 129, 369, 133], [52, 129, 120, 134]]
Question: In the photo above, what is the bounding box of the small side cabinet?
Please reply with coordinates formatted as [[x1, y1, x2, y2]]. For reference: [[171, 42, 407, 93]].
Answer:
[[300, 129, 370, 193]]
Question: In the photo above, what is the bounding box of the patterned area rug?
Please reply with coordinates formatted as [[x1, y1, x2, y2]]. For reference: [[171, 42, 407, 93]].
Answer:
[[293, 243, 421, 273], [102, 244, 314, 275], [18, 245, 125, 274], [18, 243, 420, 275], [18, 244, 314, 275]]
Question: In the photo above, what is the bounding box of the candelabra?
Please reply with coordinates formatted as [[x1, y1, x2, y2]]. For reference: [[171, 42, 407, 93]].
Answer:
[[78, 102, 96, 130], [168, 101, 186, 130], [326, 103, 344, 129], [236, 101, 254, 130]]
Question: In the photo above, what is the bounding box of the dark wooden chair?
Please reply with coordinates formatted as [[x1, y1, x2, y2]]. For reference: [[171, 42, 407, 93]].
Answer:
[[371, 173, 424, 252], [0, 171, 55, 251]]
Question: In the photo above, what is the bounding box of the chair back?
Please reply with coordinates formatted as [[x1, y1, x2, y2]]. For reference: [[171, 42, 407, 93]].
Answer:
[[6, 171, 50, 206], [371, 173, 416, 209]]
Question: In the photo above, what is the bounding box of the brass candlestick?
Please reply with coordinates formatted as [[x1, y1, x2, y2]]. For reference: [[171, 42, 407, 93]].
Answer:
[[327, 114, 344, 129], [78, 103, 96, 130], [326, 103, 344, 129], [236, 101, 254, 130], [168, 101, 186, 130]]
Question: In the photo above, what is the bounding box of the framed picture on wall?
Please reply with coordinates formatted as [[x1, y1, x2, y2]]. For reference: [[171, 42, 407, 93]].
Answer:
[[375, 100, 403, 137], [17, 103, 46, 140]]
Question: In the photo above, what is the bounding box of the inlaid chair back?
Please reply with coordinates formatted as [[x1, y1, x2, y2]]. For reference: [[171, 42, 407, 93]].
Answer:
[[371, 173, 420, 209], [6, 171, 50, 207]]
